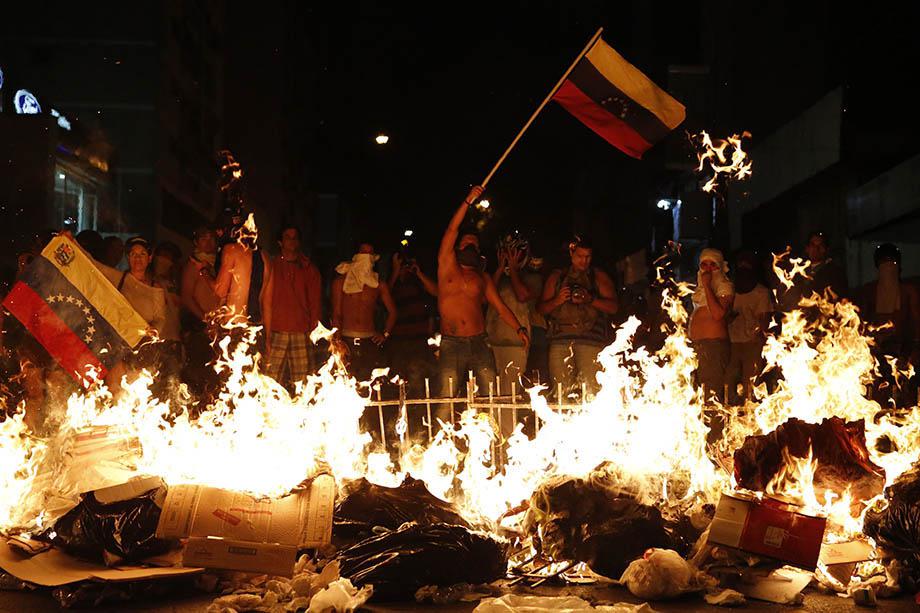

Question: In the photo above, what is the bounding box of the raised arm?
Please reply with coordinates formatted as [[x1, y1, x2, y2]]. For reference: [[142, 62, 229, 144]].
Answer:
[[702, 274, 733, 321], [507, 247, 535, 303], [484, 272, 529, 350], [415, 266, 439, 297], [590, 269, 619, 315], [438, 185, 483, 268]]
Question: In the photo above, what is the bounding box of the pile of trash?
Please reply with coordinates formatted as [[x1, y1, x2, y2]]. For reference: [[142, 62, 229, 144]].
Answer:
[[521, 468, 711, 580], [5, 419, 920, 610], [206, 558, 371, 613]]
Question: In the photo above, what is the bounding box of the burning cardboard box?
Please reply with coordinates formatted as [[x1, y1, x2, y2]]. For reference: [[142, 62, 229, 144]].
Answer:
[[707, 492, 827, 570], [156, 474, 334, 577]]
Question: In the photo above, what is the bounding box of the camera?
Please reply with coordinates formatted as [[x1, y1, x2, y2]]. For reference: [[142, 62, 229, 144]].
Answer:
[[569, 284, 591, 304]]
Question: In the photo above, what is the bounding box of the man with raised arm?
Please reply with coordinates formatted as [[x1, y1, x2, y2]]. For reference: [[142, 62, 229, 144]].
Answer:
[[437, 185, 528, 400]]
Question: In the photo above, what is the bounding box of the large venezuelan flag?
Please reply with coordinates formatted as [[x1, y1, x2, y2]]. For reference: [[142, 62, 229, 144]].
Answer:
[[2, 235, 148, 383], [552, 37, 685, 159]]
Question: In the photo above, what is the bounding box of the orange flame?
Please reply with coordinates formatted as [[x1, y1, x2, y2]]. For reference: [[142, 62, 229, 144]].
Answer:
[[693, 130, 753, 193]]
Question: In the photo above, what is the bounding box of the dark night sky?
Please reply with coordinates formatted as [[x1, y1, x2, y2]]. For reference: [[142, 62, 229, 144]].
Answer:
[[5, 2, 919, 267], [222, 1, 920, 267]]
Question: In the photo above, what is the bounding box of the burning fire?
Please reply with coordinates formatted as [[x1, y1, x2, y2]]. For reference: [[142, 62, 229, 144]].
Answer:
[[693, 130, 753, 193], [2, 244, 920, 572]]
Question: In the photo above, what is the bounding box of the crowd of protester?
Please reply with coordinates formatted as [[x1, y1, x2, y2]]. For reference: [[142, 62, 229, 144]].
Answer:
[[2, 188, 919, 436]]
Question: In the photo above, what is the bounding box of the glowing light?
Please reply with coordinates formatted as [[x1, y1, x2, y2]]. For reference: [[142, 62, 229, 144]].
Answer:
[[657, 199, 671, 211], [58, 173, 66, 180], [400, 239, 409, 247], [375, 134, 389, 145], [51, 109, 71, 131], [14, 89, 41, 114], [476, 199, 491, 210], [404, 230, 413, 237]]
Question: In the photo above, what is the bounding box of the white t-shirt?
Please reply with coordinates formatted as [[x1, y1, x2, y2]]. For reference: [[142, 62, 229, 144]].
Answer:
[[729, 284, 773, 343]]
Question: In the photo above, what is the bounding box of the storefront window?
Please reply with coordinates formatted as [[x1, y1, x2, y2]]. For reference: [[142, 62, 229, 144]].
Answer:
[[54, 165, 98, 232]]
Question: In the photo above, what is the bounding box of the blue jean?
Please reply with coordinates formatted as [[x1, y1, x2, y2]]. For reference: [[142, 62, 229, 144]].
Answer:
[[438, 334, 496, 398], [548, 341, 602, 396]]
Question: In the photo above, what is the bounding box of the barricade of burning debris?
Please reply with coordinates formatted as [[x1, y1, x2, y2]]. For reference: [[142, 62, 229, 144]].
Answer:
[[2, 429, 920, 611]]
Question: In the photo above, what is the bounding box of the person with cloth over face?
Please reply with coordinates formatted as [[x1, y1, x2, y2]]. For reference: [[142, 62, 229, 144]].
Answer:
[[436, 186, 528, 406], [689, 247, 734, 402], [725, 250, 773, 403], [859, 243, 920, 400], [331, 241, 397, 381]]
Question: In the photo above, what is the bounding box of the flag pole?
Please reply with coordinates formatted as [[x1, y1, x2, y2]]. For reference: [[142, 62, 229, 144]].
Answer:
[[481, 27, 604, 188]]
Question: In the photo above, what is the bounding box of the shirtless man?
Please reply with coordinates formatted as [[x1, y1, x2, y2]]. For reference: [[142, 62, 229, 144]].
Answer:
[[331, 242, 397, 380], [689, 248, 734, 401], [212, 223, 273, 351], [180, 226, 220, 324], [437, 185, 528, 398]]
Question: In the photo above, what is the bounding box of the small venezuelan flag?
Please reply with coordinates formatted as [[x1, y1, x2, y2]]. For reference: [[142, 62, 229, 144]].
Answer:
[[552, 37, 685, 159], [3, 235, 148, 383]]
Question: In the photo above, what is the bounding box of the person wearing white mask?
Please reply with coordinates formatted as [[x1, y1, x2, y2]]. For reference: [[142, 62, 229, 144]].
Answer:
[[332, 241, 397, 380], [860, 243, 920, 367], [689, 247, 735, 402]]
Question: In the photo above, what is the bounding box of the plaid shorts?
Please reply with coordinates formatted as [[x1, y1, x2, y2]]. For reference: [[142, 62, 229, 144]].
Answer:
[[266, 331, 310, 383]]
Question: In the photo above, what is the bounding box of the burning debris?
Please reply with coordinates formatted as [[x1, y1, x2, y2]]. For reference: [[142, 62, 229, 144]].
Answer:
[[691, 130, 753, 193], [3, 246, 920, 609]]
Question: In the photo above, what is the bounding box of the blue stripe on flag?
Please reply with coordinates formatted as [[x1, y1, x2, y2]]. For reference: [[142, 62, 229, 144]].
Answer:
[[20, 256, 130, 367]]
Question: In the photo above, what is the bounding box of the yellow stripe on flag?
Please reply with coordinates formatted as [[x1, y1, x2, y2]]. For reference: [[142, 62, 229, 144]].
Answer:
[[42, 236, 148, 348], [586, 39, 685, 130]]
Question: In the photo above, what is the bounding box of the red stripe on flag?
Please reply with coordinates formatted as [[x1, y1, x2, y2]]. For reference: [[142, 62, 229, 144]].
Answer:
[[553, 80, 653, 159], [3, 282, 106, 382]]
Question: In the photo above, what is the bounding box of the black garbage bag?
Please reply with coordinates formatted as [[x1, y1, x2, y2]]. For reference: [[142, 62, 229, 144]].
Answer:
[[864, 463, 920, 590], [734, 417, 886, 503], [334, 477, 470, 545], [336, 522, 506, 601], [523, 473, 673, 579], [51, 575, 201, 609], [49, 484, 178, 565]]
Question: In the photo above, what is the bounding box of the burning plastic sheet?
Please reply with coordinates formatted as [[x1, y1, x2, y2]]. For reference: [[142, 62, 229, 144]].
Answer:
[[336, 522, 506, 600], [333, 476, 470, 545], [48, 477, 177, 565], [864, 463, 920, 590], [733, 417, 886, 504], [522, 471, 707, 580]]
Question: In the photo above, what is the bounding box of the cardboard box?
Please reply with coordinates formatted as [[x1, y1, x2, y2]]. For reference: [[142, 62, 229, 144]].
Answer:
[[818, 539, 874, 587], [0, 538, 201, 587], [156, 474, 334, 576], [708, 493, 827, 570]]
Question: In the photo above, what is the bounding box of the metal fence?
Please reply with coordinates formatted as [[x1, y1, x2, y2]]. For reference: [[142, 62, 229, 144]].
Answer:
[[361, 372, 595, 450]]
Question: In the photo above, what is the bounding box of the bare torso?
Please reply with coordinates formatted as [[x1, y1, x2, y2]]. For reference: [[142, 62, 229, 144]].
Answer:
[[218, 244, 269, 318], [337, 280, 380, 336], [438, 266, 486, 336], [690, 304, 729, 340]]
